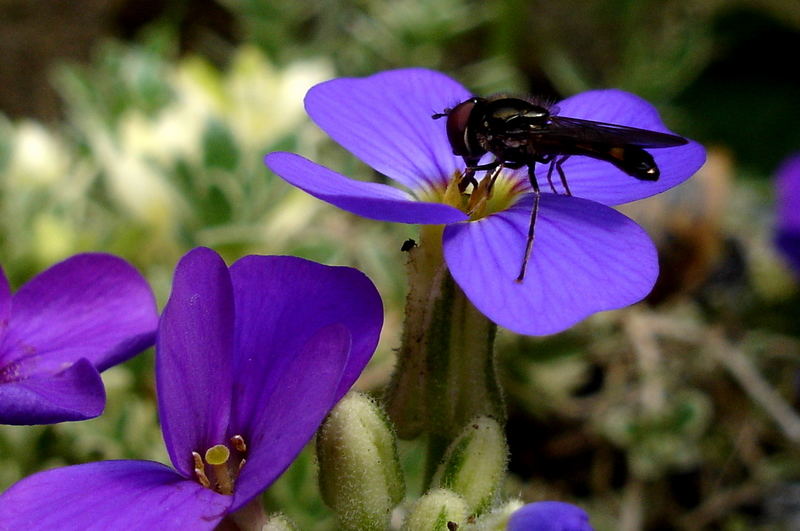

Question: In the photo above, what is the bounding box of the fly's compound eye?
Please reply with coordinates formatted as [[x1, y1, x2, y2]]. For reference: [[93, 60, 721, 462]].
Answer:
[[445, 99, 481, 158]]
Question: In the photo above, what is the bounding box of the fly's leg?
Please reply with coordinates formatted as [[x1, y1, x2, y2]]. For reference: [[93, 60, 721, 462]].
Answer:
[[458, 168, 479, 193], [554, 155, 572, 196], [460, 161, 498, 193], [467, 162, 505, 215], [490, 160, 524, 195], [467, 162, 502, 171], [545, 154, 578, 195], [486, 163, 504, 194], [516, 163, 541, 283], [545, 158, 559, 193]]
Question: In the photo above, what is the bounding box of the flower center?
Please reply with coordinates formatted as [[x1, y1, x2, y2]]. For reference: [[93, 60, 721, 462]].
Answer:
[[0, 344, 39, 384], [192, 435, 247, 495], [420, 168, 526, 220], [0, 360, 23, 384]]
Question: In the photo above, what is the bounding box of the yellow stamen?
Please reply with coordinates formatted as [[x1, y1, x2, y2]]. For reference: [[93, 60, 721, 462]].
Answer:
[[190, 436, 249, 495], [192, 451, 211, 488], [231, 435, 246, 453]]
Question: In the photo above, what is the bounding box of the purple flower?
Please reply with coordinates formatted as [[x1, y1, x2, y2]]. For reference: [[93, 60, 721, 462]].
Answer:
[[0, 254, 157, 425], [0, 247, 383, 528], [775, 154, 800, 274], [507, 501, 594, 531], [265, 68, 706, 335]]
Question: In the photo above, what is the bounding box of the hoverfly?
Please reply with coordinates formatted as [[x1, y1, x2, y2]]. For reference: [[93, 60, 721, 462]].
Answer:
[[433, 95, 689, 282]]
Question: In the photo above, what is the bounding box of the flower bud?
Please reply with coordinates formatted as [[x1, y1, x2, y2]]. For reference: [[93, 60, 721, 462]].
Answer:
[[316, 392, 405, 530], [431, 416, 507, 514], [401, 489, 468, 531]]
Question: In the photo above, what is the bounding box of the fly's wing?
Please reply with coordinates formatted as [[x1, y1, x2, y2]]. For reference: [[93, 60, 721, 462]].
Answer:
[[545, 116, 688, 148]]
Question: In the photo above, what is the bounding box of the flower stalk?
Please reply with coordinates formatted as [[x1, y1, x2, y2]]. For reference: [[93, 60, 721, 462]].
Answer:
[[218, 497, 269, 531], [385, 224, 448, 439], [386, 224, 504, 480]]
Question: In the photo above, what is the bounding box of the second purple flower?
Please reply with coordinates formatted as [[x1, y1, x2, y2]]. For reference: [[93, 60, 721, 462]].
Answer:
[[0, 248, 383, 528]]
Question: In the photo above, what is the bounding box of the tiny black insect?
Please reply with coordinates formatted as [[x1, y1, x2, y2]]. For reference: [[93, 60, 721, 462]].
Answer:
[[401, 238, 417, 252], [433, 95, 689, 282]]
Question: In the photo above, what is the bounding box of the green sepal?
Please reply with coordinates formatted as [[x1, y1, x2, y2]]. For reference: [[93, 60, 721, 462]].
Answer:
[[431, 416, 508, 515], [401, 489, 468, 531]]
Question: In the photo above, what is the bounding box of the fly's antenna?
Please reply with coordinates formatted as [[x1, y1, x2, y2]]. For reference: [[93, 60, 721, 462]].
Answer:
[[432, 108, 451, 120]]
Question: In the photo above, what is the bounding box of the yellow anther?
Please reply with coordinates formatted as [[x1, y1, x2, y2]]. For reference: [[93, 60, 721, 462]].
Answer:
[[231, 435, 247, 453], [192, 451, 205, 471]]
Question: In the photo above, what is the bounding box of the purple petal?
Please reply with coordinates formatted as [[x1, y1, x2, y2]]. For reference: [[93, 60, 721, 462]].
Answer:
[[265, 152, 467, 224], [228, 255, 382, 408], [0, 254, 157, 376], [225, 256, 381, 504], [304, 68, 470, 191], [776, 153, 800, 231], [443, 195, 657, 335], [0, 460, 231, 530], [157, 248, 234, 477], [508, 501, 594, 531], [230, 324, 351, 511], [534, 89, 705, 206], [0, 358, 104, 424]]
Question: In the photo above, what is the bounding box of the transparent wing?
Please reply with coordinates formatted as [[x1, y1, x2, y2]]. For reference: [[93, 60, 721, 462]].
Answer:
[[544, 116, 688, 148]]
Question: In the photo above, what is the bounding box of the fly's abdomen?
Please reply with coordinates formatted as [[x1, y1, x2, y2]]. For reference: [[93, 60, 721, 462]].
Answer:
[[573, 144, 660, 181]]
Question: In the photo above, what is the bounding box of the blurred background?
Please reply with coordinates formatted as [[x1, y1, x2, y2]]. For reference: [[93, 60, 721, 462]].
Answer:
[[1, 0, 800, 529]]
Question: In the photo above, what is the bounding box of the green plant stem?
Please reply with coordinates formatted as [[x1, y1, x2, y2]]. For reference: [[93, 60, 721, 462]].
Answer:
[[385, 225, 504, 488]]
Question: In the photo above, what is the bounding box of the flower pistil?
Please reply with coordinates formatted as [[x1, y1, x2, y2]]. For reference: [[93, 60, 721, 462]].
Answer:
[[192, 435, 248, 495]]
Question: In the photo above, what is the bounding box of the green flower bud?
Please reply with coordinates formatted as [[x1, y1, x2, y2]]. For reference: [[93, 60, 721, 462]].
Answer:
[[431, 416, 508, 514], [401, 489, 468, 531], [317, 392, 405, 530]]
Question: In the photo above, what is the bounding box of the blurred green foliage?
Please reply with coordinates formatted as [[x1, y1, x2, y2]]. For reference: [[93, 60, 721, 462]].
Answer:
[[2, 0, 800, 529]]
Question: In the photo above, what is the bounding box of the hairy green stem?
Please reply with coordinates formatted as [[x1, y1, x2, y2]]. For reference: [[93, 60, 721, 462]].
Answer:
[[385, 225, 504, 484]]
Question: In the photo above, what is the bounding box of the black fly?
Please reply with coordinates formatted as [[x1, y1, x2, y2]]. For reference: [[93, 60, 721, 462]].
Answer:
[[433, 95, 688, 282]]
